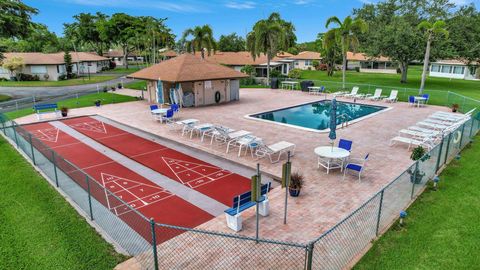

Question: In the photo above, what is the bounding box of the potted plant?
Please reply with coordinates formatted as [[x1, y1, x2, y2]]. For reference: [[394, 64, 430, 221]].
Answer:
[[111, 86, 116, 92], [451, 103, 459, 112], [60, 107, 69, 117], [408, 146, 427, 184], [117, 82, 123, 89], [289, 172, 304, 197], [103, 86, 108, 93], [94, 99, 101, 107]]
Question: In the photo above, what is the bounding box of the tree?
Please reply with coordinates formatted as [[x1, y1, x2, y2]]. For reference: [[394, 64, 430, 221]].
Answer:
[[181, 25, 216, 59], [218, 33, 245, 52], [2, 56, 24, 79], [418, 20, 449, 94], [325, 16, 367, 88], [64, 12, 109, 56], [319, 31, 342, 76], [0, 24, 61, 53], [240, 65, 256, 77], [0, 0, 38, 59], [246, 13, 295, 84], [103, 13, 139, 69], [64, 51, 73, 78], [446, 5, 480, 64]]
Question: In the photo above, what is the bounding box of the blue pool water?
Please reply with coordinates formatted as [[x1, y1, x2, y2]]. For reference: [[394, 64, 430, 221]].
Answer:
[[250, 100, 386, 131]]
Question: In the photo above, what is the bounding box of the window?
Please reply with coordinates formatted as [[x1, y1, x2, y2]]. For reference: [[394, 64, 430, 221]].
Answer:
[[431, 64, 440, 72], [441, 65, 452, 73], [31, 65, 47, 74], [57, 65, 66, 74], [453, 66, 464, 74], [305, 60, 312, 66], [0, 67, 8, 74], [295, 61, 299, 66]]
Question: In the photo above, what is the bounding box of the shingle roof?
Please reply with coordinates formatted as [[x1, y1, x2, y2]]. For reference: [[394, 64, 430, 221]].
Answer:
[[433, 59, 478, 65], [201, 51, 269, 66], [347, 52, 390, 62], [127, 53, 248, 82], [104, 50, 141, 58], [159, 50, 177, 57], [2, 52, 109, 65], [288, 51, 322, 60]]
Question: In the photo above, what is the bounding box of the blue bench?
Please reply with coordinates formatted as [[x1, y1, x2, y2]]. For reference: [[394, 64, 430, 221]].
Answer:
[[224, 182, 271, 231], [33, 103, 59, 120]]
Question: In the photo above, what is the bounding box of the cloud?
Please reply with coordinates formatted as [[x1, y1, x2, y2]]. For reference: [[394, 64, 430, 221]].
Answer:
[[225, 1, 256, 9], [293, 0, 312, 5], [62, 0, 206, 13]]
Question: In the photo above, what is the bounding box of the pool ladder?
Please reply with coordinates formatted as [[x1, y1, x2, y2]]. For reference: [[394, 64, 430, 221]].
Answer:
[[338, 114, 350, 128]]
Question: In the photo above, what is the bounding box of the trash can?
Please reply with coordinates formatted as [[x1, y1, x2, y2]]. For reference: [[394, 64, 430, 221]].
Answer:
[[300, 80, 314, 92], [270, 78, 279, 89]]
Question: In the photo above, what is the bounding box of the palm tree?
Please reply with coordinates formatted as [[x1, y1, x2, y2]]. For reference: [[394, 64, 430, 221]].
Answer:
[[181, 25, 216, 59], [325, 16, 367, 89], [418, 20, 449, 95], [247, 13, 294, 85]]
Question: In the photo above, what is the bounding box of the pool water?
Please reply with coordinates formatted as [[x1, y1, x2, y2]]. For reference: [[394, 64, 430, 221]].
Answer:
[[250, 100, 386, 131]]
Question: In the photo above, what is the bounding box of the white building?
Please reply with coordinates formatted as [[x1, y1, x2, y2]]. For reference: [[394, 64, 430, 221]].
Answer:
[[346, 52, 396, 74], [429, 60, 479, 80]]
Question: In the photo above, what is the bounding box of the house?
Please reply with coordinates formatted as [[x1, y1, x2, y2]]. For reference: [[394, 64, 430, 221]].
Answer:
[[104, 50, 144, 66], [0, 52, 110, 81], [346, 52, 396, 74], [159, 50, 178, 61], [288, 51, 322, 70], [429, 59, 479, 80], [127, 53, 248, 107]]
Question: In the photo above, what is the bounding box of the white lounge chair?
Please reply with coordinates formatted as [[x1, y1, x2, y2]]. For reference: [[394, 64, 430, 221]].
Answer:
[[384, 90, 398, 103], [344, 87, 359, 98], [367, 89, 384, 101], [189, 123, 214, 139], [332, 91, 348, 97], [417, 121, 451, 130], [400, 129, 440, 139], [202, 125, 235, 144], [255, 141, 296, 163], [432, 108, 476, 119], [226, 135, 262, 157], [390, 135, 433, 150]]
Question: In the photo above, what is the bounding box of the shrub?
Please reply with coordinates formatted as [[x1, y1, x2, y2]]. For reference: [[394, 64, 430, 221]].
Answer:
[[17, 73, 40, 81], [289, 172, 304, 190], [240, 65, 256, 77], [0, 77, 8, 82], [43, 74, 50, 80], [58, 74, 67, 81], [312, 60, 320, 69], [410, 146, 426, 161], [318, 63, 328, 71], [288, 68, 302, 79], [240, 77, 256, 86], [354, 67, 360, 72], [270, 69, 281, 78], [109, 61, 116, 70]]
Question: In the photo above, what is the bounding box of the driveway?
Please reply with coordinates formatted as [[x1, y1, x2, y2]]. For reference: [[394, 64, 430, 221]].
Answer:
[[0, 76, 136, 98]]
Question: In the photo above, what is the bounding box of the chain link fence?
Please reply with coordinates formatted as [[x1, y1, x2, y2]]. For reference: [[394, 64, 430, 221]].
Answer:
[[1, 88, 479, 269]]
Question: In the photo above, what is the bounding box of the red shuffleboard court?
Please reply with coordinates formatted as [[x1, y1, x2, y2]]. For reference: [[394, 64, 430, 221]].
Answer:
[[23, 122, 213, 243], [62, 116, 252, 206]]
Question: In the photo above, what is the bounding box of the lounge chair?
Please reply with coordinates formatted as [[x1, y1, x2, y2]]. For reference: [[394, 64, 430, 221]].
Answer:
[[390, 135, 434, 150], [332, 91, 348, 97], [226, 135, 262, 157], [367, 89, 384, 101], [344, 87, 359, 98], [255, 141, 296, 163], [400, 128, 441, 139], [343, 154, 369, 181], [201, 125, 235, 144], [417, 121, 452, 130], [189, 123, 214, 139], [214, 129, 251, 145], [384, 90, 398, 103]]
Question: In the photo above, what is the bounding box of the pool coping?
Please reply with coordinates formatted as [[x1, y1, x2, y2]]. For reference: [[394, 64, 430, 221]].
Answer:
[[244, 98, 393, 133]]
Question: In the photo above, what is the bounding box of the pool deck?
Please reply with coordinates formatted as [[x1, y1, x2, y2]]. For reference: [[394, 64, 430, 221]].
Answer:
[[15, 88, 451, 267]]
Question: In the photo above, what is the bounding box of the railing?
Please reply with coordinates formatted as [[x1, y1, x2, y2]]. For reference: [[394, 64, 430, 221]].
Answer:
[[338, 113, 350, 128], [1, 88, 479, 269]]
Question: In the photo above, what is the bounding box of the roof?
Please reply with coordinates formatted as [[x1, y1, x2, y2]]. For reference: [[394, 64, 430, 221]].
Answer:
[[276, 51, 294, 58], [432, 59, 478, 65], [288, 51, 322, 60], [201, 51, 269, 66], [104, 50, 141, 58], [2, 52, 108, 65], [159, 50, 177, 57], [127, 53, 248, 82], [347, 52, 391, 62]]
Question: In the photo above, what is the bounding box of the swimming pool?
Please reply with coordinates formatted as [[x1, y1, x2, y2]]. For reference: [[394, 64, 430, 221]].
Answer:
[[248, 100, 388, 132]]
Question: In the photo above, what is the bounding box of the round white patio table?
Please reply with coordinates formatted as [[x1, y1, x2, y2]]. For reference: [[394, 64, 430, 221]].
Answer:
[[314, 146, 351, 174], [414, 96, 427, 107], [151, 108, 169, 115]]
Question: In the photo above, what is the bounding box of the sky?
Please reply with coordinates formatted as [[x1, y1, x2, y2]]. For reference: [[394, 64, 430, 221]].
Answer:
[[24, 0, 479, 43]]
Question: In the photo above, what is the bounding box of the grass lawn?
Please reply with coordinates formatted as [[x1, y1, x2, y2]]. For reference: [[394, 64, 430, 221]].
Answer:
[[354, 138, 480, 269], [0, 94, 12, 102], [124, 80, 146, 90], [4, 92, 137, 119], [0, 75, 118, 87], [301, 66, 480, 101], [0, 136, 127, 269]]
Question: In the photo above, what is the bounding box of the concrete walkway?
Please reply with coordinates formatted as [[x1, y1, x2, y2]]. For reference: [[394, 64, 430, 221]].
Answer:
[[50, 121, 228, 217]]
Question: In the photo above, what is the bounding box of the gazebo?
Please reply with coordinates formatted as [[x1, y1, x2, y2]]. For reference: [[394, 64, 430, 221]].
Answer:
[[128, 53, 248, 107]]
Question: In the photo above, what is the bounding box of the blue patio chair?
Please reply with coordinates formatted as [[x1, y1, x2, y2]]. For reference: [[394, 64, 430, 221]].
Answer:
[[408, 96, 415, 106], [161, 109, 174, 124], [338, 139, 353, 152], [170, 104, 180, 120], [343, 153, 369, 181], [422, 94, 430, 104], [150, 104, 159, 111]]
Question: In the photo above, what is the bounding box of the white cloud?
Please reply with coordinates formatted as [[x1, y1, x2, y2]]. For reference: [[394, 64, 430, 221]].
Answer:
[[293, 0, 312, 5], [225, 1, 256, 9], [63, 0, 205, 13]]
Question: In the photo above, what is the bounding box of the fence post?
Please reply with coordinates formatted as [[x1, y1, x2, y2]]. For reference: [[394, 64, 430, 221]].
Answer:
[[150, 218, 159, 270], [52, 151, 59, 187], [28, 133, 36, 165], [410, 162, 418, 199], [375, 189, 385, 236], [459, 123, 466, 148], [86, 175, 94, 221], [444, 133, 452, 164], [305, 242, 314, 270], [1, 120, 5, 135], [435, 134, 444, 172], [12, 122, 19, 147]]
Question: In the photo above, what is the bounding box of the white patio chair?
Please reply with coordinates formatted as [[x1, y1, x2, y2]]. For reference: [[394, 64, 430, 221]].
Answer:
[[367, 89, 384, 101], [384, 90, 398, 103], [344, 87, 359, 98]]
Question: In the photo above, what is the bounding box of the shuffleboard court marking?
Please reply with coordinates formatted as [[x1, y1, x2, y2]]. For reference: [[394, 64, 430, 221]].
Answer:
[[69, 121, 107, 134], [30, 127, 59, 143], [101, 173, 173, 216]]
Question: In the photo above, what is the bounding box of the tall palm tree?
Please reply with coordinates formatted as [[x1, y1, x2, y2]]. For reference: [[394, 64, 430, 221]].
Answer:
[[247, 13, 294, 85], [418, 20, 449, 94], [181, 25, 216, 59], [325, 16, 367, 89]]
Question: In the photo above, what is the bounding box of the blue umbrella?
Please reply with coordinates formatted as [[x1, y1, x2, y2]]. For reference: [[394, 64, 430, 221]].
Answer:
[[329, 98, 337, 149], [157, 80, 164, 105]]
